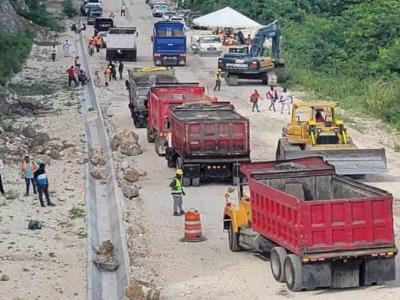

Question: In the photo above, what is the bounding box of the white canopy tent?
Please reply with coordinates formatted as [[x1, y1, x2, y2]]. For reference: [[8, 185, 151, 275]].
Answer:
[[192, 7, 261, 29]]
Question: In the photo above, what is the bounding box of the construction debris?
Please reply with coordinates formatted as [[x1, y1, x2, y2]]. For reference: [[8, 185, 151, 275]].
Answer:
[[125, 279, 160, 300], [93, 240, 119, 272]]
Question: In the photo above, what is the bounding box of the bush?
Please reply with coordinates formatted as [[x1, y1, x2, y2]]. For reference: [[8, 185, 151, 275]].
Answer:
[[63, 0, 77, 18], [25, 0, 62, 31], [0, 30, 33, 85]]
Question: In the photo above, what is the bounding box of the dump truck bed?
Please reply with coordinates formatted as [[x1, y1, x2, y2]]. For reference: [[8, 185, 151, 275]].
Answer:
[[148, 84, 217, 134], [170, 103, 250, 159], [240, 157, 396, 257]]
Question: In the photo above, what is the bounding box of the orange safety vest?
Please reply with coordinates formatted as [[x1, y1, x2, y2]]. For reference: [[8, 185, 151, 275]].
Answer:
[[21, 161, 37, 176]]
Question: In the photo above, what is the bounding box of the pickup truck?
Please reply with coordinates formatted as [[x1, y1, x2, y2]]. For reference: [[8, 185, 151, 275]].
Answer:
[[191, 34, 222, 56], [152, 21, 187, 66], [126, 67, 177, 128], [147, 84, 217, 155], [152, 3, 168, 17], [166, 103, 250, 186], [224, 157, 397, 291]]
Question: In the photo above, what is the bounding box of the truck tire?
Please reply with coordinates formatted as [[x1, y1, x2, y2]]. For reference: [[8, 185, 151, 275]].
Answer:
[[270, 247, 287, 283], [284, 254, 302, 292], [147, 128, 155, 143], [228, 222, 241, 252], [167, 157, 175, 168], [191, 177, 200, 186], [182, 176, 191, 187]]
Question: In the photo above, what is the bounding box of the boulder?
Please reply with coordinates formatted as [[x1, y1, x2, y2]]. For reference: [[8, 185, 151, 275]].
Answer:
[[35, 154, 51, 165], [119, 160, 130, 171], [125, 280, 160, 300], [122, 185, 139, 199], [31, 145, 44, 154], [111, 129, 139, 151], [46, 149, 60, 160], [124, 168, 140, 183], [119, 142, 142, 156], [31, 132, 50, 147], [90, 167, 107, 180], [18, 97, 44, 110], [89, 148, 106, 166], [93, 240, 119, 272], [22, 126, 37, 138], [44, 140, 63, 151]]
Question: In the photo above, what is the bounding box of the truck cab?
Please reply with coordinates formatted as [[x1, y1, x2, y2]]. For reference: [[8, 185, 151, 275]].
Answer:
[[152, 21, 187, 66]]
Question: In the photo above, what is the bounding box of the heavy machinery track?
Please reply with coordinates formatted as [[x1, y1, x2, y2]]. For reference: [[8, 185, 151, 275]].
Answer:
[[75, 27, 130, 300]]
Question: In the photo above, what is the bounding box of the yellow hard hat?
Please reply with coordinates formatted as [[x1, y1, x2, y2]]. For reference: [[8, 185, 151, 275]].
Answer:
[[176, 169, 183, 175]]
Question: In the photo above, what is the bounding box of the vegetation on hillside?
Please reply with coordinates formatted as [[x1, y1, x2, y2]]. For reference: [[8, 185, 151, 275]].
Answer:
[[189, 0, 400, 127]]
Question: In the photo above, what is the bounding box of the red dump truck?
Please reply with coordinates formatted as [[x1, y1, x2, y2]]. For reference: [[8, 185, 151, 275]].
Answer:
[[166, 103, 250, 186], [224, 157, 397, 291], [147, 83, 217, 155]]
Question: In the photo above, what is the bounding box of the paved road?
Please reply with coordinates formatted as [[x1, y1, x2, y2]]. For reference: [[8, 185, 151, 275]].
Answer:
[[89, 0, 400, 299]]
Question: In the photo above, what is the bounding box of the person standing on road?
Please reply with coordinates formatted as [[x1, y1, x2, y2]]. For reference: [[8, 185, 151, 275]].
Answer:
[[170, 169, 185, 216], [74, 56, 81, 69], [250, 89, 263, 112], [118, 61, 124, 80], [213, 69, 222, 91], [63, 40, 71, 57], [51, 44, 56, 62], [34, 163, 55, 207], [121, 3, 126, 16], [67, 66, 78, 87], [21, 156, 38, 196], [279, 88, 293, 114], [266, 86, 278, 112], [0, 159, 5, 196], [104, 66, 112, 86]]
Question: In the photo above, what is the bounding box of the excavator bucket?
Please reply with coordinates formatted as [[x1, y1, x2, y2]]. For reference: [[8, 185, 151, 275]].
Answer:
[[276, 139, 387, 175]]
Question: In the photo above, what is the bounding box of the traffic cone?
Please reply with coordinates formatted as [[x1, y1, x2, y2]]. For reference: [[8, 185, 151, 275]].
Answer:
[[180, 210, 207, 242]]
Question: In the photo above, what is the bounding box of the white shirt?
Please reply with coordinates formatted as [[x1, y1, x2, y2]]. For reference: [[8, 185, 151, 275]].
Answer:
[[281, 91, 292, 103]]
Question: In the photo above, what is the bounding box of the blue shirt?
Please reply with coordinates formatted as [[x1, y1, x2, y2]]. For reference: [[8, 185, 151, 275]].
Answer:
[[23, 161, 37, 179]]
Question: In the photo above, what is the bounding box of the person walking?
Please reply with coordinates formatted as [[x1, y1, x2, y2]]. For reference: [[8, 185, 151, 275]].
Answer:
[[250, 89, 263, 112], [67, 66, 78, 87], [121, 3, 126, 16], [279, 88, 293, 114], [51, 44, 56, 62], [34, 164, 55, 207], [74, 56, 81, 69], [266, 86, 278, 112], [63, 40, 71, 57], [118, 61, 124, 80], [21, 156, 38, 196], [213, 69, 222, 91], [169, 169, 185, 216], [104, 66, 112, 86], [0, 159, 5, 196]]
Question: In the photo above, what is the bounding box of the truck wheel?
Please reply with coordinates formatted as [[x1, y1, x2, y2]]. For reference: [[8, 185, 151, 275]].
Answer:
[[147, 128, 155, 143], [182, 176, 191, 187], [191, 177, 200, 186], [167, 157, 175, 168], [284, 254, 302, 292], [270, 247, 287, 283], [228, 222, 241, 252]]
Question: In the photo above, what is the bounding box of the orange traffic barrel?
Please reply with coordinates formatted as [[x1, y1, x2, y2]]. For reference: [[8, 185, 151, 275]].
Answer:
[[180, 210, 207, 242]]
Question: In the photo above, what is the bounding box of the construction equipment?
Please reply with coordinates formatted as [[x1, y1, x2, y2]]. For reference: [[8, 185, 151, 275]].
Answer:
[[275, 102, 387, 175], [127, 67, 177, 128], [217, 20, 284, 86], [106, 27, 138, 62], [224, 157, 397, 291]]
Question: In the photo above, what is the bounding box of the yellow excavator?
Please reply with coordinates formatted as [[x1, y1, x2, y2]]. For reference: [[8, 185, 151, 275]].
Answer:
[[275, 102, 387, 175]]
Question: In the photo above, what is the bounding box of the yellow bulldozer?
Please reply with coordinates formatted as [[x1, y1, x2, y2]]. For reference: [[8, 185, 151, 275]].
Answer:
[[275, 102, 387, 175]]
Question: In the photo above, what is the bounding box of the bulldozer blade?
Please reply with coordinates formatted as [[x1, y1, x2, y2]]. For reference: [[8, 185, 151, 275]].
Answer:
[[282, 148, 387, 176]]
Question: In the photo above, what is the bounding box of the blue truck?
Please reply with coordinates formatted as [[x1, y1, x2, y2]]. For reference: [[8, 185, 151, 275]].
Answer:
[[152, 21, 187, 66]]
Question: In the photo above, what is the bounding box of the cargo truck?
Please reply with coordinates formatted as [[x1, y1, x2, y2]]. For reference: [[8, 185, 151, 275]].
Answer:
[[147, 84, 217, 155], [166, 103, 250, 186], [224, 157, 397, 291], [152, 21, 187, 66], [126, 67, 177, 128], [106, 27, 138, 62]]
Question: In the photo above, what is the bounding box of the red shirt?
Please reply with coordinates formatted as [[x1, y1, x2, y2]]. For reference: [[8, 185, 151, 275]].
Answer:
[[250, 91, 261, 102], [67, 68, 75, 77]]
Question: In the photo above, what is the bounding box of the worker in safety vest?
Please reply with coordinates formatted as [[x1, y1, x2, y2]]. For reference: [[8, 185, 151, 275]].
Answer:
[[21, 155, 38, 196], [213, 69, 222, 91], [169, 169, 185, 216], [121, 4, 126, 16]]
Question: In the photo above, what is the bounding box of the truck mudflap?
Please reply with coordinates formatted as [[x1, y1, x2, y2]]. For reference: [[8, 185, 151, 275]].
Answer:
[[279, 146, 387, 175]]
